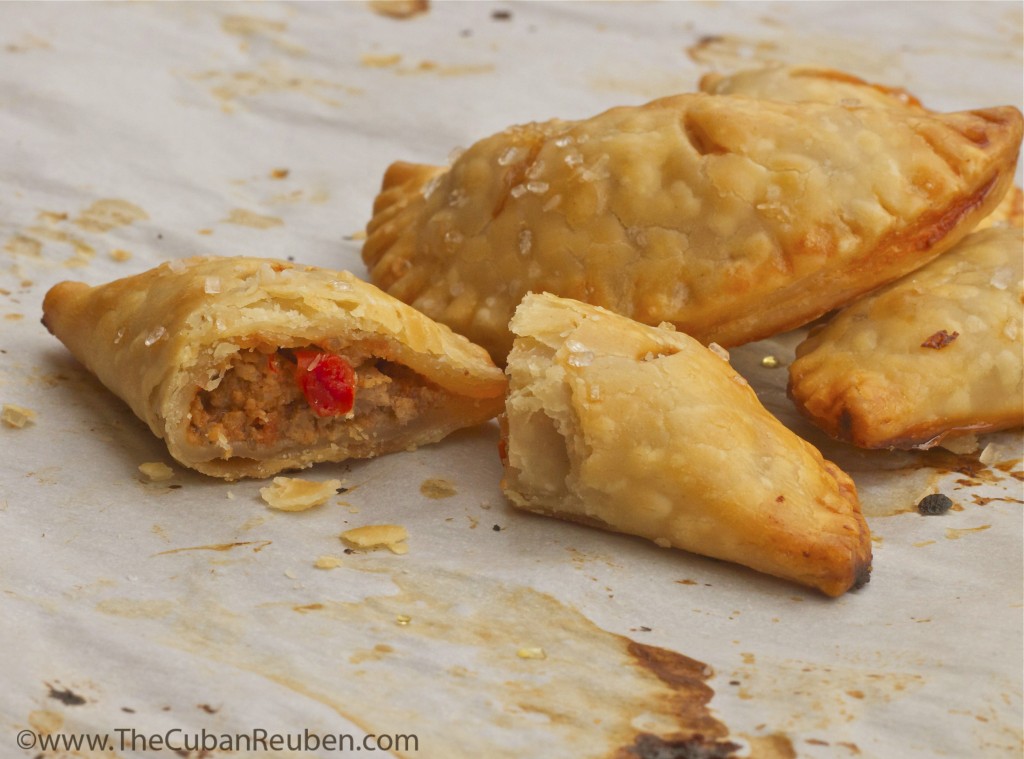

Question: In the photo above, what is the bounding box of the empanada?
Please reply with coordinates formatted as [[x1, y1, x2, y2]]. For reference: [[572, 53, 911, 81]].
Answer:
[[699, 63, 926, 110], [700, 64, 1023, 231], [363, 90, 1022, 362], [788, 227, 1023, 450], [42, 257, 507, 479], [499, 293, 872, 597]]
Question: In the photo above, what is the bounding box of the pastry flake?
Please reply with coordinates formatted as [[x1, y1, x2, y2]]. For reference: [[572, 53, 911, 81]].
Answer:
[[500, 293, 872, 597], [789, 226, 1024, 450], [42, 257, 507, 479], [363, 90, 1022, 362]]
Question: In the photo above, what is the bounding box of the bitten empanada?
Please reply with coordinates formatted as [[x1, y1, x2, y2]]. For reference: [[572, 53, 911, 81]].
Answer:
[[788, 227, 1024, 450], [363, 90, 1022, 362], [499, 293, 872, 597], [43, 257, 507, 479]]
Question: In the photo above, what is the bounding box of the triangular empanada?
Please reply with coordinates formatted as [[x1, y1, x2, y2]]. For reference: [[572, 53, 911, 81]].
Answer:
[[789, 227, 1023, 450], [363, 91, 1021, 363], [499, 293, 872, 597], [43, 257, 507, 479]]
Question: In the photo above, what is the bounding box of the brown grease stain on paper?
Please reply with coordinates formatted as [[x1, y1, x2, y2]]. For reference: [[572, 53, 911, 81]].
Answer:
[[154, 540, 272, 556], [4, 200, 146, 269], [115, 566, 742, 758], [221, 14, 307, 57], [189, 61, 361, 113], [223, 208, 284, 229]]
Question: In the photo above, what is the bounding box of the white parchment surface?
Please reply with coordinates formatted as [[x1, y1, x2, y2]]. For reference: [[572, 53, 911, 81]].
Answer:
[[0, 3, 1021, 758]]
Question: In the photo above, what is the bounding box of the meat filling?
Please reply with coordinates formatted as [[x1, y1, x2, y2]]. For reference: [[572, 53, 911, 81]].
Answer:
[[187, 347, 444, 455]]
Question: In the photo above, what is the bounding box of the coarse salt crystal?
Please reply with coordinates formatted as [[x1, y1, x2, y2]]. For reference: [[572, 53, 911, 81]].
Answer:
[[203, 276, 221, 294], [990, 267, 1013, 290], [447, 146, 465, 164], [167, 259, 187, 273], [526, 181, 549, 194], [518, 229, 533, 256], [554, 135, 574, 148], [497, 146, 524, 166], [144, 326, 167, 346], [114, 326, 126, 344], [567, 350, 594, 367], [542, 194, 562, 212], [708, 342, 730, 361], [510, 184, 528, 199]]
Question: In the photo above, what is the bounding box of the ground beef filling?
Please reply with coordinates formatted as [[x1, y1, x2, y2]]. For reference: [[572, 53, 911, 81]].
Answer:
[[187, 348, 442, 453]]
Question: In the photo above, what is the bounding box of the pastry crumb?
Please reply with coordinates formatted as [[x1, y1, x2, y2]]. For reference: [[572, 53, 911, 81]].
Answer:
[[420, 477, 457, 499], [517, 646, 547, 660], [938, 434, 979, 455], [314, 555, 343, 569], [138, 462, 174, 482], [109, 248, 132, 262], [260, 477, 342, 511], [1, 403, 36, 428], [341, 524, 409, 554]]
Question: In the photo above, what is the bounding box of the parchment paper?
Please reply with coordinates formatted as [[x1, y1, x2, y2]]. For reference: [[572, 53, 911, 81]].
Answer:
[[1, 3, 1021, 758]]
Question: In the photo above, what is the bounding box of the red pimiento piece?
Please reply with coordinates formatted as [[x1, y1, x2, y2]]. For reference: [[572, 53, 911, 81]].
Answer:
[[294, 350, 355, 417]]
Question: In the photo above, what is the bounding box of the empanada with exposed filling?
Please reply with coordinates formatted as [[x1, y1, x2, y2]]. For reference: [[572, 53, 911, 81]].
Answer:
[[363, 90, 1022, 362], [788, 227, 1023, 450], [42, 257, 507, 480], [499, 292, 872, 597]]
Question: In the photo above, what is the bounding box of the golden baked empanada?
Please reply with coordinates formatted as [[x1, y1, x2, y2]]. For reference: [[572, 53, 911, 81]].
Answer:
[[789, 227, 1023, 450], [700, 65, 1023, 232], [43, 257, 507, 479], [499, 293, 872, 597], [363, 91, 1021, 362], [699, 63, 926, 110]]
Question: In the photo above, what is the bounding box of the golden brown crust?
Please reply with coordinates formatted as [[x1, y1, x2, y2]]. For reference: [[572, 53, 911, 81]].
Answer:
[[362, 90, 1022, 363], [42, 257, 507, 479], [788, 227, 1024, 449], [500, 293, 872, 597], [698, 64, 926, 110]]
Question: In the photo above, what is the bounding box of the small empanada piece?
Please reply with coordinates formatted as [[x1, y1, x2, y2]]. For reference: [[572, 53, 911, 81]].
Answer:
[[43, 257, 507, 479], [789, 227, 1024, 450], [499, 293, 872, 597], [699, 63, 926, 110], [363, 91, 1022, 362]]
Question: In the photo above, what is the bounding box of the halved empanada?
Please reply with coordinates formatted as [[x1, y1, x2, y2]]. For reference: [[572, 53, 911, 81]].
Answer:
[[363, 90, 1021, 362], [42, 257, 507, 479], [500, 293, 872, 597], [789, 227, 1023, 450]]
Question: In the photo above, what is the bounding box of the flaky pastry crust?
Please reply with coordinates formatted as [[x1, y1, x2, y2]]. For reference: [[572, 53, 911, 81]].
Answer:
[[499, 293, 872, 597], [699, 63, 927, 110], [43, 257, 506, 479], [789, 227, 1024, 450], [363, 89, 1022, 362]]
